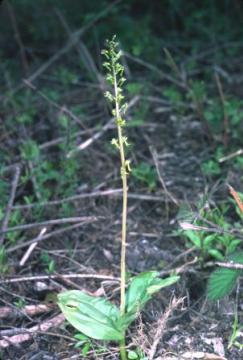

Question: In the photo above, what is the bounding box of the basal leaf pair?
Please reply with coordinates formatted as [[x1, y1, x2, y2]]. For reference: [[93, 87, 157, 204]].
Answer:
[[58, 271, 179, 341]]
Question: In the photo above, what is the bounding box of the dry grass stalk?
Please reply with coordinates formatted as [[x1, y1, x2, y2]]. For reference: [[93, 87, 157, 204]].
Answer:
[[149, 297, 184, 360]]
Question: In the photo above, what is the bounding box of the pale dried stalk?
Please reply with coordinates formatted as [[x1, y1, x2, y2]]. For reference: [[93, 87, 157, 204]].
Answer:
[[149, 297, 184, 360]]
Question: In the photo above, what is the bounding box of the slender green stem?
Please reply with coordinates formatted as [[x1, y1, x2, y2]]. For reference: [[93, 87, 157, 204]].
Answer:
[[119, 338, 127, 360], [104, 37, 129, 360], [113, 60, 127, 360], [113, 66, 127, 317]]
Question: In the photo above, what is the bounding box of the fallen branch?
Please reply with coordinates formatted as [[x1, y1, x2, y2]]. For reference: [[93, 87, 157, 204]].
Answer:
[[215, 261, 243, 270], [0, 303, 54, 319], [0, 273, 120, 284], [150, 146, 179, 206], [0, 313, 65, 348], [0, 216, 98, 234], [7, 220, 95, 254], [12, 188, 123, 210], [19, 228, 47, 266]]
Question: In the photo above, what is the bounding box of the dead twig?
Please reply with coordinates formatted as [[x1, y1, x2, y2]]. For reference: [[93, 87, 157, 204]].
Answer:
[[215, 261, 243, 270], [6, 1, 29, 75], [11, 189, 187, 214], [0, 329, 73, 342], [218, 148, 243, 163], [27, 160, 42, 201], [24, 80, 85, 128], [215, 73, 229, 147], [0, 216, 98, 234], [0, 165, 20, 245], [0, 303, 54, 319], [12, 188, 123, 211], [19, 227, 47, 266], [124, 51, 186, 89], [0, 273, 119, 284], [159, 257, 198, 277], [55, 8, 103, 85], [127, 193, 169, 202], [0, 313, 65, 348], [6, 221, 94, 254], [228, 184, 243, 213], [149, 297, 184, 360], [150, 146, 179, 207]]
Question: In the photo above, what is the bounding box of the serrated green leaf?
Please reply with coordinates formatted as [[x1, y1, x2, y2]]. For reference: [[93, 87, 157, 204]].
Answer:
[[58, 290, 123, 341], [207, 267, 240, 300], [207, 251, 243, 300]]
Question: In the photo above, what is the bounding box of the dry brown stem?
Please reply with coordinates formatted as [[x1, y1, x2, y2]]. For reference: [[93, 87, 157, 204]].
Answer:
[[149, 297, 184, 360]]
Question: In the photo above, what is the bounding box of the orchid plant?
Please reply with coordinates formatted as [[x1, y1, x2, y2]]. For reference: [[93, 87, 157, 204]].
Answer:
[[58, 36, 179, 360]]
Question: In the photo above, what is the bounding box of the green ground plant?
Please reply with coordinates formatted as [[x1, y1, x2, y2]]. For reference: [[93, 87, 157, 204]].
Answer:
[[207, 186, 243, 301], [132, 162, 158, 191], [57, 36, 179, 360], [0, 2, 243, 357], [40, 251, 56, 274], [180, 186, 243, 350], [0, 246, 9, 274], [228, 311, 243, 351], [201, 159, 222, 177], [20, 137, 82, 202], [181, 204, 241, 263], [207, 250, 243, 300], [73, 333, 108, 358]]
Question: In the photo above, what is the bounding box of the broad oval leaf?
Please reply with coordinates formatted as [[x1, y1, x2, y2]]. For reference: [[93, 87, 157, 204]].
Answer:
[[58, 290, 123, 341]]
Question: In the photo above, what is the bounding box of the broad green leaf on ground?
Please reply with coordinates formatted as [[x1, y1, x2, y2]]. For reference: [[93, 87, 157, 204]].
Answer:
[[207, 251, 243, 300], [125, 271, 179, 324], [57, 290, 124, 341]]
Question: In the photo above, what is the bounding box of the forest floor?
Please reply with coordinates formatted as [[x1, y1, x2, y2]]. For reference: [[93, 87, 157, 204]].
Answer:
[[1, 4, 243, 360]]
